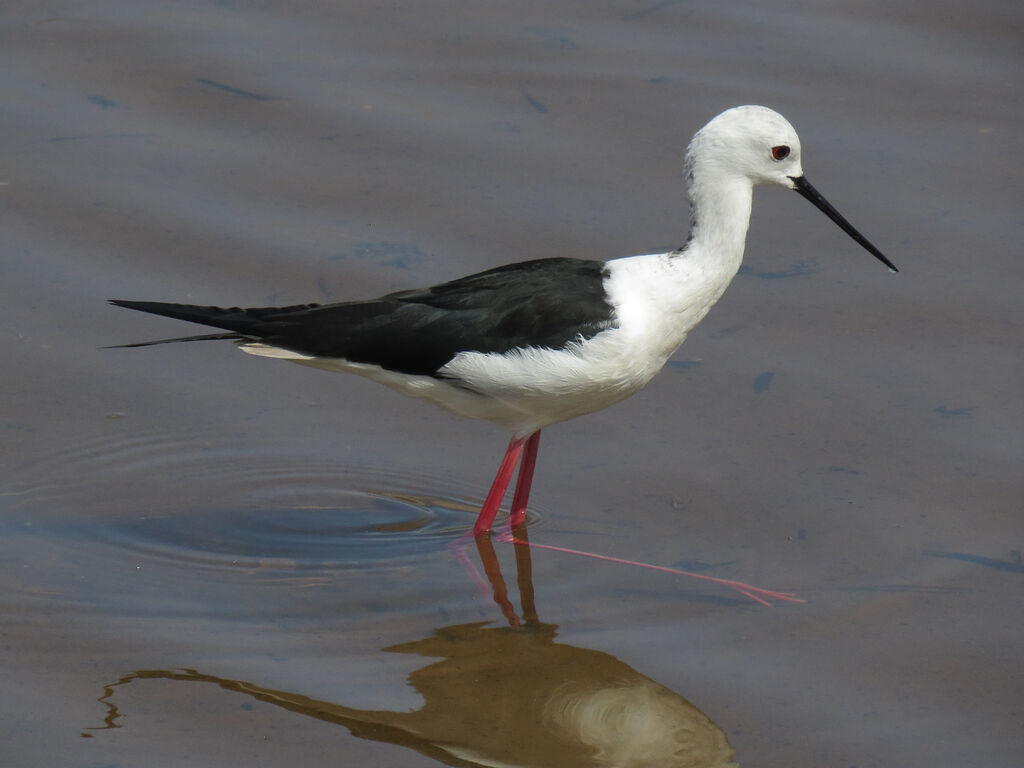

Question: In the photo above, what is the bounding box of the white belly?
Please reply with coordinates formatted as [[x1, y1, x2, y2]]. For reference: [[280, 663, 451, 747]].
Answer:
[[241, 323, 669, 438]]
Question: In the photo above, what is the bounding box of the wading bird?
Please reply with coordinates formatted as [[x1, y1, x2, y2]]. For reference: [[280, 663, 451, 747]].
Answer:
[[111, 105, 896, 538]]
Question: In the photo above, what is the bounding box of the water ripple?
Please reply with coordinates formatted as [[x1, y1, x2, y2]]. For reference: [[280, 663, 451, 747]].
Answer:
[[7, 432, 544, 572]]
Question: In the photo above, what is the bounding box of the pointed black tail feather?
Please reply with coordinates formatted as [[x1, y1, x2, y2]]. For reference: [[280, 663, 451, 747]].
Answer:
[[104, 332, 243, 349], [109, 299, 247, 327], [108, 299, 265, 348]]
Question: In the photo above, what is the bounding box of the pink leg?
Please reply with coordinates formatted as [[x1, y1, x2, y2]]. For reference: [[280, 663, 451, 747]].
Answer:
[[473, 436, 525, 536], [508, 431, 541, 528]]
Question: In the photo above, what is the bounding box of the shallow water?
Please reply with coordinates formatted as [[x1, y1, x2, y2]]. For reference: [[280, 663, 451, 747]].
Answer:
[[3, 1, 1022, 766]]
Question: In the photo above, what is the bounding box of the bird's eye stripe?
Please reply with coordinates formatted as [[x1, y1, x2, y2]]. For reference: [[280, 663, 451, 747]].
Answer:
[[771, 145, 790, 160]]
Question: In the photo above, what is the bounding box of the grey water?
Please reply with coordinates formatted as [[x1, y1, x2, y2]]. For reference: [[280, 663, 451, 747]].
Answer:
[[3, 2, 1022, 766]]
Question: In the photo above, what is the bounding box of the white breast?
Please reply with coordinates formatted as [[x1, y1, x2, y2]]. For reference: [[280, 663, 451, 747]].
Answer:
[[435, 251, 736, 435]]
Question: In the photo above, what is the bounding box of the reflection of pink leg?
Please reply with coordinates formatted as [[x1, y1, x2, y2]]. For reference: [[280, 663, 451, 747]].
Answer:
[[508, 431, 540, 528], [473, 436, 525, 536], [475, 534, 520, 626]]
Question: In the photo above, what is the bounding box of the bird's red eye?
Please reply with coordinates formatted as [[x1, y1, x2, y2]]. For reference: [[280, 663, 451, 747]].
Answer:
[[771, 145, 790, 160]]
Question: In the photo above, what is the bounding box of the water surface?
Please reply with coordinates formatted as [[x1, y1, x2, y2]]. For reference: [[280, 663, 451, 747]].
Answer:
[[3, 2, 1022, 766]]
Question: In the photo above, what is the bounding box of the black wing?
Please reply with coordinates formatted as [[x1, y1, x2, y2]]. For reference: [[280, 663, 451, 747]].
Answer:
[[110, 258, 614, 376]]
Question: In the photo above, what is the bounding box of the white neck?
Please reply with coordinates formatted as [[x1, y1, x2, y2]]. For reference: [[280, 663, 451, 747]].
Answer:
[[600, 157, 759, 370], [682, 166, 754, 280]]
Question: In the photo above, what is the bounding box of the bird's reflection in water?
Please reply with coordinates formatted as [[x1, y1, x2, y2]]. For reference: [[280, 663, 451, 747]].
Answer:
[[86, 526, 738, 767]]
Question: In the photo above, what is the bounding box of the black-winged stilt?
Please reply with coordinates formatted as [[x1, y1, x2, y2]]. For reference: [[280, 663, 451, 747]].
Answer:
[[111, 105, 896, 538]]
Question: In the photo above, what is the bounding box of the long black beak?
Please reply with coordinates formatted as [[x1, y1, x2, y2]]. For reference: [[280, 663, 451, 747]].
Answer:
[[790, 175, 898, 273]]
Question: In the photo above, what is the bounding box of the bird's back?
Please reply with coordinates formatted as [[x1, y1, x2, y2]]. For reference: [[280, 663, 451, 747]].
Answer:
[[111, 257, 615, 377]]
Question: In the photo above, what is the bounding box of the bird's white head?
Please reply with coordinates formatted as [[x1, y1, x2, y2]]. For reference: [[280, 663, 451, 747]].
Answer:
[[684, 105, 898, 272], [687, 105, 804, 190]]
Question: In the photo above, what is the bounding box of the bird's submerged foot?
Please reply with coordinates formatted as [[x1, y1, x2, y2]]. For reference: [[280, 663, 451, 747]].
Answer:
[[468, 429, 799, 605], [494, 531, 804, 606]]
